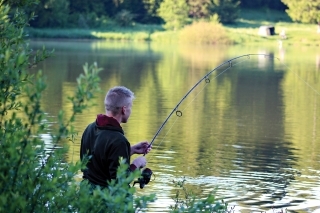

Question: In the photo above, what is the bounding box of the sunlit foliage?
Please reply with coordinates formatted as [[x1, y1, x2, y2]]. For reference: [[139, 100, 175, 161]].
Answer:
[[281, 0, 320, 24], [158, 0, 190, 31]]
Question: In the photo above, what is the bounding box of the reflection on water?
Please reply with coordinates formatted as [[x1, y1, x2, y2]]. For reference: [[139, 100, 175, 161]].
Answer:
[[30, 40, 320, 212]]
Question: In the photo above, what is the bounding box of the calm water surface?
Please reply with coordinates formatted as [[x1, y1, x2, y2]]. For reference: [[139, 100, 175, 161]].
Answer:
[[30, 39, 320, 213]]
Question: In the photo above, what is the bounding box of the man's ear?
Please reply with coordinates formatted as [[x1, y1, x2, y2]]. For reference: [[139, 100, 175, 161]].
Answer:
[[121, 106, 126, 115]]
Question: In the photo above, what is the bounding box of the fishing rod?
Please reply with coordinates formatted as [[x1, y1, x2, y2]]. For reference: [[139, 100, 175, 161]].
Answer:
[[136, 54, 273, 189], [145, 53, 273, 151], [137, 53, 320, 189]]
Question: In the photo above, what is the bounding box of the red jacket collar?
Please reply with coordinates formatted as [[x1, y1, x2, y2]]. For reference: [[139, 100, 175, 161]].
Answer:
[[96, 114, 122, 129]]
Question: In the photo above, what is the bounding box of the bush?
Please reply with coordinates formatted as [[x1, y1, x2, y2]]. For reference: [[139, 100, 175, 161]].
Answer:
[[29, 0, 70, 28], [115, 10, 135, 27], [170, 178, 230, 213], [281, 0, 320, 24], [179, 21, 231, 45], [209, 0, 240, 24], [158, 0, 189, 31]]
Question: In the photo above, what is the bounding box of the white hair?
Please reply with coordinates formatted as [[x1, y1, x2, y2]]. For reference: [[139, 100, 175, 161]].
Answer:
[[104, 86, 135, 115]]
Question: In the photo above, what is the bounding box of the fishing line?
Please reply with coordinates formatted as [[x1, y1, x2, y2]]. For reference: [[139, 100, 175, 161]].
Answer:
[[145, 54, 272, 156], [269, 56, 320, 97], [278, 57, 320, 96], [297, 77, 320, 96]]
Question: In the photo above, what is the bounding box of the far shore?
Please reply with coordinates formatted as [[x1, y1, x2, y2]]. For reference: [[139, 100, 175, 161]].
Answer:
[[26, 24, 320, 47], [25, 8, 320, 47]]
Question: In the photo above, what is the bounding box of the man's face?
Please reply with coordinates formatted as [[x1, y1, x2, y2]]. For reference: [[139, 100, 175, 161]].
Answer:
[[121, 100, 132, 123]]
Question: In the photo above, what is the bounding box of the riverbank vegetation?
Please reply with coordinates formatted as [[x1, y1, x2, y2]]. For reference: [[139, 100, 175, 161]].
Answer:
[[27, 11, 320, 46], [22, 0, 320, 46], [27, 9, 320, 46]]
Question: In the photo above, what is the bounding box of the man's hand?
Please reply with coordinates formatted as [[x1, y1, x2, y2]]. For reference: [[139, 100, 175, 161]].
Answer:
[[132, 156, 147, 168], [131, 141, 152, 155]]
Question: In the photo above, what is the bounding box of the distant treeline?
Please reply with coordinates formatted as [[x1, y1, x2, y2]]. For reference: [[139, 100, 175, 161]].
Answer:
[[240, 0, 286, 10], [3, 0, 289, 28]]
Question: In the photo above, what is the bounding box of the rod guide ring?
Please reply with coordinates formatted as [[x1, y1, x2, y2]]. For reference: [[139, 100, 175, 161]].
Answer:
[[176, 110, 182, 117]]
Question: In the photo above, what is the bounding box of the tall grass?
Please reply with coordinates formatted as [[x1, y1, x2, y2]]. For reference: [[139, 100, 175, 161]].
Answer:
[[150, 31, 179, 43], [91, 31, 151, 41], [26, 28, 97, 39], [26, 24, 164, 41], [178, 21, 231, 45]]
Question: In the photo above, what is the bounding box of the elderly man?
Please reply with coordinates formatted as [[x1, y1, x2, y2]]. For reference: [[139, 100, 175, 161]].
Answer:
[[80, 86, 151, 188]]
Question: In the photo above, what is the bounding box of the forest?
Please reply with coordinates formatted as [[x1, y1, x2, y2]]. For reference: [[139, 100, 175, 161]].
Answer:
[[6, 0, 320, 29]]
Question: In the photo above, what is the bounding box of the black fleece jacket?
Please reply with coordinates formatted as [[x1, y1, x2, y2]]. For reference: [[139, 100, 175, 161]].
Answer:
[[80, 114, 136, 187]]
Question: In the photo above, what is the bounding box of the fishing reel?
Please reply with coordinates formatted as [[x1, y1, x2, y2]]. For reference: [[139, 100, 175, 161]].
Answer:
[[133, 168, 153, 189]]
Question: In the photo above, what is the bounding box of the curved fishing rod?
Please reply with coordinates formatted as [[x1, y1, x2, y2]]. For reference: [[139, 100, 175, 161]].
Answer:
[[145, 53, 273, 153]]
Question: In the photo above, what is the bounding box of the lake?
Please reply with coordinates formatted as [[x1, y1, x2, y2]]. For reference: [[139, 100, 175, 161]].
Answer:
[[30, 39, 320, 213]]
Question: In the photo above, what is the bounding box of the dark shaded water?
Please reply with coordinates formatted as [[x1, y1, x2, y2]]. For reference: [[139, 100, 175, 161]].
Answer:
[[31, 39, 320, 212]]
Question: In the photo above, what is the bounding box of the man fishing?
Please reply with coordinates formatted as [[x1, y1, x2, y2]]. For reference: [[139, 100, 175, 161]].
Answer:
[[80, 86, 151, 189]]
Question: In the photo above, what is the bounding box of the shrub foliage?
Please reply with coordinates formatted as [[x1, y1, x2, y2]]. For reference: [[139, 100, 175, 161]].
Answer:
[[281, 0, 320, 24], [179, 21, 231, 44], [0, 1, 155, 212]]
